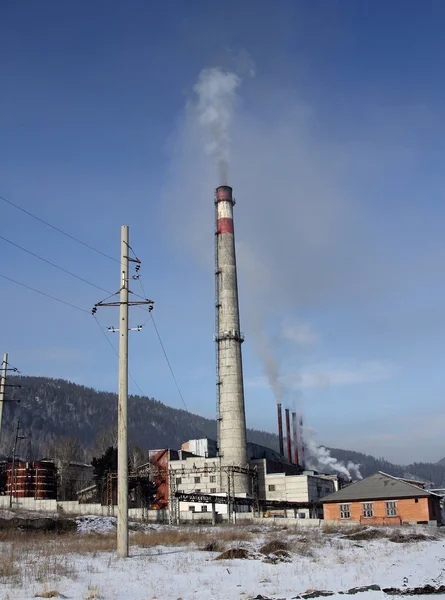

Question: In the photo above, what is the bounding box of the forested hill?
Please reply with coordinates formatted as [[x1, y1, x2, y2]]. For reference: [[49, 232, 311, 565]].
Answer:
[[0, 376, 277, 457], [1, 376, 444, 486]]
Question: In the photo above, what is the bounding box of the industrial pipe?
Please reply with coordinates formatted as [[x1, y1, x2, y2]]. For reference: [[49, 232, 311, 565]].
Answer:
[[292, 411, 299, 466], [285, 408, 292, 463], [299, 415, 305, 469], [277, 403, 284, 456]]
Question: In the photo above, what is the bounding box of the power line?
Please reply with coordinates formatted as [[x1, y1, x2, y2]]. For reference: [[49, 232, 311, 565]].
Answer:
[[151, 310, 188, 412], [137, 275, 188, 411], [0, 194, 119, 263], [92, 316, 146, 397], [0, 272, 89, 313], [0, 234, 113, 295]]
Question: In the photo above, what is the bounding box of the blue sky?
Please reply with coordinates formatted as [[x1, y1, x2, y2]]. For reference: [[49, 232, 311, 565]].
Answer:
[[1, 1, 445, 464]]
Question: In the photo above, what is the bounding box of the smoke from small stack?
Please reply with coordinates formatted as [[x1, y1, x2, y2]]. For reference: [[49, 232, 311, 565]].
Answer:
[[304, 434, 362, 481], [193, 67, 241, 184], [253, 325, 283, 405]]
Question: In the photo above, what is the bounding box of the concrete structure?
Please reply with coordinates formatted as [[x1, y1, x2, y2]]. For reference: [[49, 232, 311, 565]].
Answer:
[[181, 438, 217, 458], [322, 471, 442, 525], [181, 437, 288, 464], [167, 440, 337, 519], [214, 185, 248, 492], [0, 492, 343, 527], [253, 459, 336, 518]]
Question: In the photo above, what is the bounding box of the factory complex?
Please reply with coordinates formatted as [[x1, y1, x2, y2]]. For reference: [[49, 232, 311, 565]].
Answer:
[[143, 437, 338, 522], [3, 183, 436, 527], [129, 183, 344, 523]]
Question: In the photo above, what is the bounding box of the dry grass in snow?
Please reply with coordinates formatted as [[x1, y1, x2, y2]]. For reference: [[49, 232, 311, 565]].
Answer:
[[0, 516, 444, 600]]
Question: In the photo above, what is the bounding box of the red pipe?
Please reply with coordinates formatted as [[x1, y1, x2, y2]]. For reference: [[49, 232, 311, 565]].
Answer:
[[292, 411, 299, 466], [299, 415, 305, 469], [285, 409, 292, 463], [277, 403, 284, 456]]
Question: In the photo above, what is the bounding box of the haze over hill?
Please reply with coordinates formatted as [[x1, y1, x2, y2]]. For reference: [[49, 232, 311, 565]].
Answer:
[[2, 376, 445, 486]]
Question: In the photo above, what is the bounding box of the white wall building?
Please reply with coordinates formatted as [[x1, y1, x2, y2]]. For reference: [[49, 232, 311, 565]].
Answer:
[[169, 440, 337, 518]]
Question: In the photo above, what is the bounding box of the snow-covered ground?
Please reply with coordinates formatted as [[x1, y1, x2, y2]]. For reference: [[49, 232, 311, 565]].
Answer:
[[1, 516, 445, 600]]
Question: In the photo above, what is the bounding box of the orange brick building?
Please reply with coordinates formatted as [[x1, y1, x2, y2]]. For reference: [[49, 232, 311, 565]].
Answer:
[[322, 471, 442, 525]]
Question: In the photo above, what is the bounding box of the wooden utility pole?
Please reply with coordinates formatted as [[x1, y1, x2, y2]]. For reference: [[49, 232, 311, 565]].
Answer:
[[0, 354, 21, 448], [93, 226, 153, 558], [117, 225, 129, 558], [10, 420, 26, 508]]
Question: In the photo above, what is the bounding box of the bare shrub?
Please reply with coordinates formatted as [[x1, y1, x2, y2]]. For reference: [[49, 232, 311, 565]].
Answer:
[[34, 592, 63, 598], [322, 522, 342, 534], [260, 539, 289, 555], [263, 548, 292, 564], [344, 528, 387, 541], [389, 531, 432, 544], [215, 548, 250, 560], [132, 528, 251, 548], [34, 555, 76, 582], [0, 553, 19, 583], [201, 540, 226, 553], [292, 538, 315, 557], [83, 585, 102, 600]]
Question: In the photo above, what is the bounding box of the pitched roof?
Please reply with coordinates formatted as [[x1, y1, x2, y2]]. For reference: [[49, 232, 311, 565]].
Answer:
[[321, 471, 440, 503]]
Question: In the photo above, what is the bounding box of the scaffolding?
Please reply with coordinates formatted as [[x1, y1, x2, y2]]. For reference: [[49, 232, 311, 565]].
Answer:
[[106, 471, 155, 520], [105, 463, 264, 525], [165, 463, 258, 524]]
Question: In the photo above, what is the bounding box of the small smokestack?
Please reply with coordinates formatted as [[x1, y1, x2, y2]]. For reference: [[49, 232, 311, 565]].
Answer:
[[285, 409, 292, 463], [299, 415, 305, 470], [277, 403, 284, 456], [292, 411, 299, 466]]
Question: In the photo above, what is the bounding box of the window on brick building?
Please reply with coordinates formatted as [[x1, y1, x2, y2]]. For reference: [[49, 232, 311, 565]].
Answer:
[[268, 484, 276, 492], [362, 502, 374, 518], [210, 476, 216, 483], [386, 501, 397, 517], [176, 477, 182, 485], [194, 477, 201, 484], [188, 506, 195, 512], [339, 504, 351, 519], [210, 488, 217, 493], [201, 505, 208, 512]]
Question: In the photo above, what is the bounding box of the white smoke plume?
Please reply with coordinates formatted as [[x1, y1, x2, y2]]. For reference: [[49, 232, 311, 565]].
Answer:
[[252, 321, 283, 405], [193, 67, 241, 184], [305, 437, 362, 481]]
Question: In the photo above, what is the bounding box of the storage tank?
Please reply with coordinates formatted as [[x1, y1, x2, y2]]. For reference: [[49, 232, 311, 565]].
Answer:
[[4, 460, 57, 499]]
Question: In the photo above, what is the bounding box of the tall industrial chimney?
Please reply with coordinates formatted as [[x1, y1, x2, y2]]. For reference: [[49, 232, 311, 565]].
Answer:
[[285, 408, 292, 463], [277, 403, 284, 456], [214, 185, 248, 492]]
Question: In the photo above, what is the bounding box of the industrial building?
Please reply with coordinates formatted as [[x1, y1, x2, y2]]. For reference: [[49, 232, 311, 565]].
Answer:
[[133, 183, 345, 522], [322, 471, 442, 525], [0, 183, 349, 521], [141, 438, 338, 521]]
